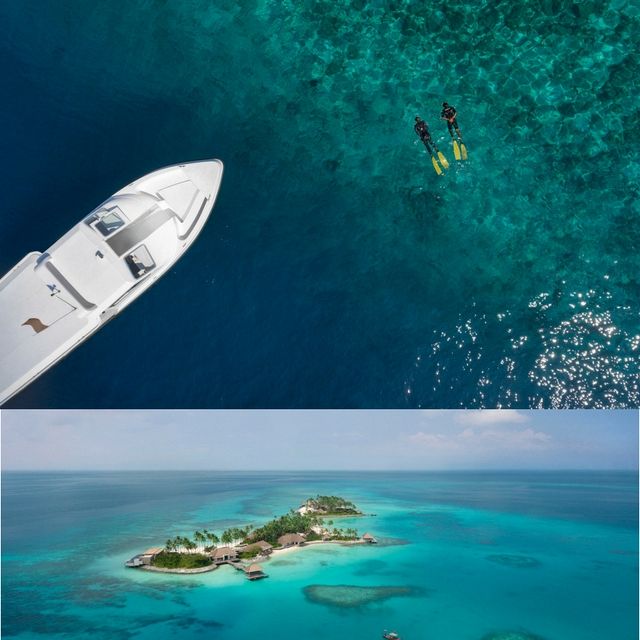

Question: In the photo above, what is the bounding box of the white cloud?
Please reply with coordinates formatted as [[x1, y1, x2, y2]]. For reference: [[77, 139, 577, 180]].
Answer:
[[409, 411, 549, 454], [454, 410, 530, 426], [406, 424, 552, 453]]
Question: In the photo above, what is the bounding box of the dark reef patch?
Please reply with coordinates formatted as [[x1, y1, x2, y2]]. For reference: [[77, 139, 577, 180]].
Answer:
[[303, 584, 426, 609]]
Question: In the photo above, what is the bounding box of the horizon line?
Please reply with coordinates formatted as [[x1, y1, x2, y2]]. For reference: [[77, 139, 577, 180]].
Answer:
[[2, 468, 638, 473]]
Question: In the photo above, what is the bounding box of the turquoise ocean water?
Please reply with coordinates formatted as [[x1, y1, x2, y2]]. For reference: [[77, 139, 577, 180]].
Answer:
[[2, 471, 638, 639], [1, 1, 639, 409]]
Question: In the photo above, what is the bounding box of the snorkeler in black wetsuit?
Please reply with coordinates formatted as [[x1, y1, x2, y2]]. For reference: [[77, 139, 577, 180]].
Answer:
[[414, 116, 449, 174], [441, 102, 462, 141], [414, 116, 439, 156], [441, 102, 467, 160]]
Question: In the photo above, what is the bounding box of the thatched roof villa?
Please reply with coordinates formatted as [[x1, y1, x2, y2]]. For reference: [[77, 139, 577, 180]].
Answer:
[[140, 547, 164, 564], [245, 563, 267, 580], [212, 546, 239, 563], [242, 540, 274, 555], [277, 533, 306, 547]]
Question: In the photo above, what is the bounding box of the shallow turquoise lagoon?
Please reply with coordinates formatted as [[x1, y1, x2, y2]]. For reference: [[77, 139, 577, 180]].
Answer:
[[2, 471, 638, 639], [0, 0, 638, 408]]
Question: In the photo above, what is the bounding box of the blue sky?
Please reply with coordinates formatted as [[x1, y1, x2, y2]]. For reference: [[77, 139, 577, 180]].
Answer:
[[1, 410, 637, 470]]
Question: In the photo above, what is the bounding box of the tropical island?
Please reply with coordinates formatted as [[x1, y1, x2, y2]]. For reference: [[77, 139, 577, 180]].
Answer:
[[296, 495, 363, 517], [125, 496, 376, 578]]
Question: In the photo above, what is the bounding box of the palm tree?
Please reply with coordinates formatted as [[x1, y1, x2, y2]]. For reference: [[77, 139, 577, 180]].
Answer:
[[194, 530, 206, 552], [232, 527, 246, 544], [221, 530, 233, 545], [165, 538, 175, 552]]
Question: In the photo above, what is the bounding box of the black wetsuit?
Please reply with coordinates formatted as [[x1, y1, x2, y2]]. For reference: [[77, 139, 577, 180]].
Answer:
[[414, 120, 438, 155], [441, 105, 462, 140]]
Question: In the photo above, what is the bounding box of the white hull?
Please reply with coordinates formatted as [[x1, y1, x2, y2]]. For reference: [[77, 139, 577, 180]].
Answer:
[[0, 159, 223, 405]]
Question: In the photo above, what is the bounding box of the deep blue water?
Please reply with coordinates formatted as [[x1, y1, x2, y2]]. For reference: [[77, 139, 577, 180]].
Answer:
[[1, 0, 639, 408], [2, 470, 638, 640]]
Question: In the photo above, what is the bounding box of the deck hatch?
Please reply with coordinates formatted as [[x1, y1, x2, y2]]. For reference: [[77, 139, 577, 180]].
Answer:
[[95, 211, 125, 236], [85, 207, 127, 237], [125, 245, 156, 279]]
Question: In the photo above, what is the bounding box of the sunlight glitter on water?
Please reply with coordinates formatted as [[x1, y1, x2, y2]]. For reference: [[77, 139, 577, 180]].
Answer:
[[408, 285, 639, 408]]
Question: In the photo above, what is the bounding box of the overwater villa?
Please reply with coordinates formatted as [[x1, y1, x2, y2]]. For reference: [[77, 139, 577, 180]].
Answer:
[[362, 533, 377, 543], [245, 564, 267, 581]]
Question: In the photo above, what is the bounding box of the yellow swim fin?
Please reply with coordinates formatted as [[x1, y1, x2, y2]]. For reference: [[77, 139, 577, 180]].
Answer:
[[461, 143, 468, 160], [431, 155, 443, 175], [437, 151, 449, 169], [453, 140, 461, 161]]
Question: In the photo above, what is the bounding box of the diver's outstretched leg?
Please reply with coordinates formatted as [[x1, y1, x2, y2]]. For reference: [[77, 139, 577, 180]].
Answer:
[[422, 140, 449, 176], [454, 122, 468, 159], [432, 140, 449, 169], [423, 139, 443, 175], [450, 123, 462, 161]]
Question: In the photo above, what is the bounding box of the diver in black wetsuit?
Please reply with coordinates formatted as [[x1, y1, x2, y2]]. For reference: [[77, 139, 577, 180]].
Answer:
[[441, 102, 462, 141], [414, 116, 440, 157]]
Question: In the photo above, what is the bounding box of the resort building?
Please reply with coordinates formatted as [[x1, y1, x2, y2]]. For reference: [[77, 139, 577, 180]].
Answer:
[[277, 533, 306, 547], [245, 564, 267, 581], [140, 547, 164, 564], [125, 556, 144, 568], [212, 547, 239, 563], [125, 547, 163, 568], [242, 540, 273, 555], [362, 533, 378, 544]]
